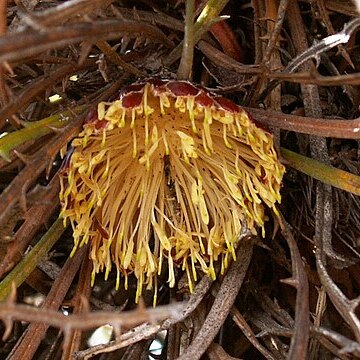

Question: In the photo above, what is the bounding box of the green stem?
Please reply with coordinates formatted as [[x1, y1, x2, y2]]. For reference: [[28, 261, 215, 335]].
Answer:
[[0, 105, 88, 162], [165, 0, 230, 66], [281, 147, 360, 196], [177, 0, 195, 80], [0, 218, 66, 302], [193, 0, 229, 33]]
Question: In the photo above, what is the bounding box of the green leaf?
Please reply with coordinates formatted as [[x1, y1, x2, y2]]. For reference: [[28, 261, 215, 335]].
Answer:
[[0, 105, 87, 162], [281, 148, 360, 196], [0, 218, 66, 302]]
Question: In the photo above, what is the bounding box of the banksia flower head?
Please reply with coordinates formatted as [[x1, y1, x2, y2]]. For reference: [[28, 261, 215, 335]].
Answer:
[[59, 79, 285, 302]]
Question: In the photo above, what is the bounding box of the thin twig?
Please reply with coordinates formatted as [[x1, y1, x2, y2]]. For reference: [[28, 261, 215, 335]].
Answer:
[[177, 239, 253, 360], [113, 7, 184, 32], [230, 306, 276, 360], [0, 19, 173, 64], [279, 217, 310, 360], [31, 0, 114, 26], [0, 176, 60, 278], [61, 254, 93, 360], [77, 269, 215, 358], [315, 252, 360, 342], [246, 107, 360, 139], [259, 16, 360, 101], [198, 40, 262, 74], [95, 40, 144, 76], [263, 0, 290, 64], [285, 17, 360, 75], [5, 247, 86, 360], [315, 0, 354, 67], [268, 71, 360, 86], [77, 323, 162, 359]]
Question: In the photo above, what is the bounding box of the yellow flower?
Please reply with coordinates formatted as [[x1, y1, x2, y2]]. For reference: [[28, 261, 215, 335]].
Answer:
[[59, 79, 285, 303]]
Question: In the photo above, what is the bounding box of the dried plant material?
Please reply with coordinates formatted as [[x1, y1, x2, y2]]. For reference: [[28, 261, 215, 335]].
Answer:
[[59, 79, 284, 302], [2, 1, 360, 358]]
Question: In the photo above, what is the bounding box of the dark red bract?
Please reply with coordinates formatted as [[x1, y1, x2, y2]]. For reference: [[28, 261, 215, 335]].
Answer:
[[121, 92, 144, 108], [215, 97, 239, 113], [194, 92, 214, 108], [166, 81, 198, 96], [113, 79, 257, 121], [84, 107, 98, 124]]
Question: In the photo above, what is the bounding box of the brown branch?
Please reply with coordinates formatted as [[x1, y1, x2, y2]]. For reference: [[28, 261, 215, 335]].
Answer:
[[0, 300, 185, 337], [280, 217, 310, 360], [30, 0, 114, 26], [251, 314, 360, 359], [95, 40, 144, 76], [61, 253, 93, 360], [252, 315, 302, 358], [162, 274, 214, 329], [315, 0, 353, 67], [289, 0, 342, 264], [113, 7, 184, 32], [259, 16, 360, 101], [0, 176, 60, 278], [198, 40, 263, 75], [251, 0, 264, 65], [77, 323, 163, 359], [76, 265, 215, 358], [325, 0, 359, 16], [284, 17, 360, 75], [315, 252, 360, 342], [246, 107, 360, 139], [0, 19, 173, 64], [199, 41, 360, 89], [6, 247, 86, 360], [177, 238, 253, 360], [230, 306, 276, 360], [313, 326, 360, 357], [207, 343, 239, 360], [268, 71, 360, 86], [177, 0, 195, 80], [262, 0, 290, 64]]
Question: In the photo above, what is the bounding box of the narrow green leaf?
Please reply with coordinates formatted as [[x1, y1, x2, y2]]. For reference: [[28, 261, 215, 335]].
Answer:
[[0, 218, 66, 302], [281, 147, 360, 196], [0, 105, 87, 162]]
